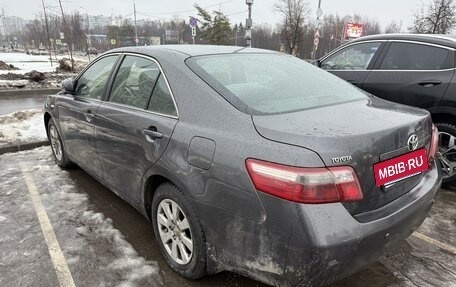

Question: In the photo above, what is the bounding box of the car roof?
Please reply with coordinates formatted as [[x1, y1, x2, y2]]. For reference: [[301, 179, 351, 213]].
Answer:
[[349, 33, 456, 48], [108, 45, 278, 58]]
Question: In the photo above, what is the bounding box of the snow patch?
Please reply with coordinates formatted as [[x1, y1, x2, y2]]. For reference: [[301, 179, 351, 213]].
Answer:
[[0, 52, 88, 74], [66, 209, 161, 286], [0, 147, 161, 286], [0, 109, 46, 145], [0, 79, 28, 88]]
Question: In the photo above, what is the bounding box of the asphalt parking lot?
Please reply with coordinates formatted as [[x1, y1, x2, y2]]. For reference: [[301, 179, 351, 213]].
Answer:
[[1, 147, 455, 287]]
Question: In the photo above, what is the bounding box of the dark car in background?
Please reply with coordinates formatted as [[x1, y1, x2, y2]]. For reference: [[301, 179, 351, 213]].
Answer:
[[59, 46, 69, 54], [44, 45, 441, 286], [317, 34, 456, 187], [87, 47, 98, 55]]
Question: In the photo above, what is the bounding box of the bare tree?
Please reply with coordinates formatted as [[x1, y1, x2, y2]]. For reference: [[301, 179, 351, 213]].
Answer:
[[58, 0, 74, 71], [350, 14, 381, 35], [274, 0, 310, 55], [384, 20, 403, 33], [312, 14, 382, 57], [318, 14, 346, 56], [362, 18, 381, 35], [70, 13, 85, 51], [252, 25, 280, 50], [410, 0, 456, 33]]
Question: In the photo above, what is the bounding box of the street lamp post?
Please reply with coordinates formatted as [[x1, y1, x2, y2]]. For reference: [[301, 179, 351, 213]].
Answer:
[[134, 1, 139, 46], [79, 6, 91, 62], [313, 0, 322, 59], [245, 0, 253, 48], [41, 0, 53, 66], [86, 14, 91, 61]]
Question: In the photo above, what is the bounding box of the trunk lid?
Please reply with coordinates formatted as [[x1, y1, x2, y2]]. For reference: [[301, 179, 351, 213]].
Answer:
[[252, 97, 432, 215]]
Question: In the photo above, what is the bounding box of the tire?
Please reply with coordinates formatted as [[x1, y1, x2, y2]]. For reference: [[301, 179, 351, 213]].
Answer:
[[151, 183, 207, 279], [47, 118, 72, 168], [435, 122, 456, 188]]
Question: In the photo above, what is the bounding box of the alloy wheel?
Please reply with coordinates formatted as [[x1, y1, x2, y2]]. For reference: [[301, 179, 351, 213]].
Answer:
[[49, 125, 63, 162], [157, 199, 193, 265], [438, 131, 456, 179]]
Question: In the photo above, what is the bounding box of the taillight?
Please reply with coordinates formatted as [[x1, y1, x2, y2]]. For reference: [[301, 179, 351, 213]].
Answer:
[[245, 159, 363, 204], [428, 124, 439, 164]]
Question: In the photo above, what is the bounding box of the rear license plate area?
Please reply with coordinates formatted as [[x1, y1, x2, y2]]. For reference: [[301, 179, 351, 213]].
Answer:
[[374, 148, 428, 186]]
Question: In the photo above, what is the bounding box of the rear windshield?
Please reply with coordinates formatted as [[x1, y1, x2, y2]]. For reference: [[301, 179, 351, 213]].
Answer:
[[187, 53, 367, 115]]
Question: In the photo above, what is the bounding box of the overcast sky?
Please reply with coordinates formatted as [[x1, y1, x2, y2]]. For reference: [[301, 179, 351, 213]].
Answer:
[[2, 0, 423, 30]]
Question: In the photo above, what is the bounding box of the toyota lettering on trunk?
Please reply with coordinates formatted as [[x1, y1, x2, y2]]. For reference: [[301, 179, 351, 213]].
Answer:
[[373, 149, 429, 186]]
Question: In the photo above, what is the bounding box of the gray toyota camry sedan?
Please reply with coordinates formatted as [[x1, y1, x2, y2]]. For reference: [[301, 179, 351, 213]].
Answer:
[[43, 45, 441, 287]]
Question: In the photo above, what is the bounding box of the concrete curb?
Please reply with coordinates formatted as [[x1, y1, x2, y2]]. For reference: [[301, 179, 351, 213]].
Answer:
[[0, 88, 60, 99], [0, 140, 49, 155]]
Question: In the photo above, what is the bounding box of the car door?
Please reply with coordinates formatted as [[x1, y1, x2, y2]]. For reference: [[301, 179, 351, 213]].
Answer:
[[319, 41, 385, 87], [362, 41, 455, 109], [94, 54, 178, 203], [57, 54, 119, 172]]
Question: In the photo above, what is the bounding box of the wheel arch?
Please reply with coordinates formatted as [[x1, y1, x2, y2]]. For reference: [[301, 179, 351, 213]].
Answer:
[[429, 107, 456, 125], [44, 112, 52, 138], [144, 174, 169, 221], [142, 166, 190, 222]]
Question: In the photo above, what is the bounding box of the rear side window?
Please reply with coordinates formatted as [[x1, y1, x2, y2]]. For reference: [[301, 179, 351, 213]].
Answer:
[[109, 56, 160, 109], [380, 42, 453, 70], [321, 42, 381, 70], [147, 74, 177, 116], [187, 54, 367, 115]]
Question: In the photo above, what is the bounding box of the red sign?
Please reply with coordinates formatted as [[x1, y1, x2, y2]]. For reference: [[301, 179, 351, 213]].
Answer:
[[344, 23, 364, 39], [373, 149, 428, 186]]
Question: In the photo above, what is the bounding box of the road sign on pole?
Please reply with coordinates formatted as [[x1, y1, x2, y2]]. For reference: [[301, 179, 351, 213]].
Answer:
[[189, 16, 197, 28], [191, 27, 196, 45], [245, 0, 253, 48]]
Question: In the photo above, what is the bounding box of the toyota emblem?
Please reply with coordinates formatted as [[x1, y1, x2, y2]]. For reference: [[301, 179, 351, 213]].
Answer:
[[407, 134, 419, 151]]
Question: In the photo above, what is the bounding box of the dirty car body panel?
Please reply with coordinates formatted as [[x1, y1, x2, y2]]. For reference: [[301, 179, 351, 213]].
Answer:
[[44, 45, 441, 287]]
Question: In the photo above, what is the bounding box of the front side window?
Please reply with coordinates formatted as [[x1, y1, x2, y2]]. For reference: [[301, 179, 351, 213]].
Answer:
[[187, 53, 367, 115], [109, 56, 161, 109], [321, 42, 381, 70], [75, 55, 118, 99], [380, 42, 452, 70]]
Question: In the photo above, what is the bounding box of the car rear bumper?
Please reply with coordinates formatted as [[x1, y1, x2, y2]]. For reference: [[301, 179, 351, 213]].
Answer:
[[282, 161, 441, 286]]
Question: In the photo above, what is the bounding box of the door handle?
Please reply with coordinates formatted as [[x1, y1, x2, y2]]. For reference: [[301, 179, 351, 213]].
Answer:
[[418, 80, 442, 87], [142, 128, 163, 143], [84, 111, 94, 123]]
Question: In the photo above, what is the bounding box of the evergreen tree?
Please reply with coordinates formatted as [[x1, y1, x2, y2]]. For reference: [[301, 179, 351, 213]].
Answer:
[[194, 4, 232, 45]]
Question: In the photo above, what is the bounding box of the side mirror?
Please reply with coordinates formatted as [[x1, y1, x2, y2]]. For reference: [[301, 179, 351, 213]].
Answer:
[[62, 78, 76, 95], [311, 59, 321, 67]]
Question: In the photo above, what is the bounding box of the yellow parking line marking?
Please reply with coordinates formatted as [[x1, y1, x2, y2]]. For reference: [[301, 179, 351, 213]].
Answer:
[[21, 165, 76, 287], [412, 232, 456, 255]]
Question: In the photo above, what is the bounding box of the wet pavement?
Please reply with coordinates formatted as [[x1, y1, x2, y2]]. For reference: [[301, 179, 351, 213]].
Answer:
[[0, 147, 455, 287], [0, 96, 46, 115]]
